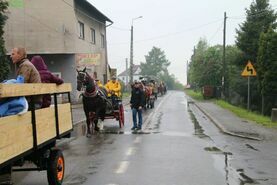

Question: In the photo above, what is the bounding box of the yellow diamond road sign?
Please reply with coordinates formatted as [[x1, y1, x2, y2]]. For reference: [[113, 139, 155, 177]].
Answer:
[[241, 61, 257, 77]]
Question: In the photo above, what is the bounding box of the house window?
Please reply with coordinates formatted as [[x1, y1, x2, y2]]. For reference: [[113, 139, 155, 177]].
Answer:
[[91, 28, 95, 44], [101, 34, 105, 48], [78, 21, 84, 39]]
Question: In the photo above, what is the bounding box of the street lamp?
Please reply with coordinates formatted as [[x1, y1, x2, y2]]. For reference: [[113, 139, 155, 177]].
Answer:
[[130, 16, 143, 85]]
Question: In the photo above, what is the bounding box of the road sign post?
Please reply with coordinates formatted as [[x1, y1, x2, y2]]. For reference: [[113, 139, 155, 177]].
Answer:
[[241, 61, 256, 111]]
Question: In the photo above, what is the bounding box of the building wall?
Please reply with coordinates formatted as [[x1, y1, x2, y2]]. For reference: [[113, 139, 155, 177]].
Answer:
[[74, 3, 107, 84], [4, 0, 77, 54], [4, 0, 110, 101]]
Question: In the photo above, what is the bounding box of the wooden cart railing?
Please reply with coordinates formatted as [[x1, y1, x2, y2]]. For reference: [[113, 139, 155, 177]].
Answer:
[[0, 83, 73, 169]]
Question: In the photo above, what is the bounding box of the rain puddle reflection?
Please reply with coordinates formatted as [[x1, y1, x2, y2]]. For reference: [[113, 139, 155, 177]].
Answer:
[[188, 108, 210, 139], [205, 146, 256, 185], [188, 104, 256, 184]]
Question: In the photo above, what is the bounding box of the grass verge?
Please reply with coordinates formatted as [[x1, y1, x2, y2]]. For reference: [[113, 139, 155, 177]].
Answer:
[[184, 89, 204, 101], [215, 100, 277, 127]]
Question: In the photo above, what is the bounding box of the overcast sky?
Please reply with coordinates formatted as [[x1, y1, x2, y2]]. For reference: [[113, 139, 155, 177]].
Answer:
[[88, 0, 276, 84]]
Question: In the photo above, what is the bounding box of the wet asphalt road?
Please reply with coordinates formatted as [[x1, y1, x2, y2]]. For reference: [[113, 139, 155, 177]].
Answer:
[[12, 91, 277, 185]]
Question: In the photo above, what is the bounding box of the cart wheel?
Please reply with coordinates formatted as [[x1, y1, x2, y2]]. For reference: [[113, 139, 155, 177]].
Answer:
[[47, 149, 65, 185], [118, 104, 124, 128]]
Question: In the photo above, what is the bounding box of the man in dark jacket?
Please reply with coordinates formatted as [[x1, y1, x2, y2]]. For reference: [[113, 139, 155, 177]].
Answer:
[[31, 55, 64, 108], [130, 81, 144, 130]]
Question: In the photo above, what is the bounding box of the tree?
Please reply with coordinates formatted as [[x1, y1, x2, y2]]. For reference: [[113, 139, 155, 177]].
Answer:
[[257, 27, 277, 114], [188, 38, 208, 89], [140, 47, 170, 77], [225, 46, 245, 100], [201, 45, 222, 87], [140, 47, 183, 90], [188, 38, 223, 90], [0, 1, 9, 82], [236, 0, 277, 65]]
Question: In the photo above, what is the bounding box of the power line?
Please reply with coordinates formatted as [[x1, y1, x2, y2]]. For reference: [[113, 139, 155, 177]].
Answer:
[[208, 21, 224, 43], [229, 6, 277, 20], [109, 18, 223, 45]]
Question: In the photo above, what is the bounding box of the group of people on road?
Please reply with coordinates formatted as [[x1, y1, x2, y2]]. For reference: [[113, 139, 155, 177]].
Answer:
[[5, 47, 160, 133]]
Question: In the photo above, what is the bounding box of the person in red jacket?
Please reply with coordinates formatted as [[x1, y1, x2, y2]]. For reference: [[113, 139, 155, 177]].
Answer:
[[31, 55, 64, 108]]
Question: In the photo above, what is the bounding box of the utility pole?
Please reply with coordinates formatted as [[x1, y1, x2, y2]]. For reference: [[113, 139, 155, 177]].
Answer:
[[125, 58, 129, 86], [130, 25, 134, 84], [129, 16, 142, 85], [222, 12, 227, 98]]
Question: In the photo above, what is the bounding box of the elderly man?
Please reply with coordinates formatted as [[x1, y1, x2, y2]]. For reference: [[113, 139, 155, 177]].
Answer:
[[10, 47, 42, 109], [10, 47, 41, 84]]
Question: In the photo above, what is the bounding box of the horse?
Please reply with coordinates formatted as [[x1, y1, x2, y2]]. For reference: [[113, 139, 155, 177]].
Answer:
[[139, 81, 152, 109], [76, 68, 108, 137], [158, 82, 165, 96]]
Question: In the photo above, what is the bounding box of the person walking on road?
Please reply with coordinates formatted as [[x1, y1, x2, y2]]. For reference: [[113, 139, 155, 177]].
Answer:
[[130, 81, 144, 130]]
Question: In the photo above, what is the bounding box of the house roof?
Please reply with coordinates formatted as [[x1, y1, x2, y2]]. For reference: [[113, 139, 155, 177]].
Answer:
[[76, 0, 113, 24], [118, 65, 140, 76]]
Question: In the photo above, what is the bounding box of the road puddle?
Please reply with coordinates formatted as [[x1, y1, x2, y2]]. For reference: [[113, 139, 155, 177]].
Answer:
[[205, 145, 256, 185], [188, 106, 256, 185], [188, 109, 210, 139], [245, 144, 259, 151], [204, 146, 222, 152]]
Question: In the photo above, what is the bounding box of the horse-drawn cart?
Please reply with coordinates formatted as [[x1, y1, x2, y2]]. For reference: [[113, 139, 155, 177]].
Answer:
[[77, 68, 124, 137], [103, 98, 125, 128], [0, 83, 73, 185]]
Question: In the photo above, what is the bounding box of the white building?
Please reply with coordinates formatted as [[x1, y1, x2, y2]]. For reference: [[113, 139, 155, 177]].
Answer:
[[118, 65, 142, 85]]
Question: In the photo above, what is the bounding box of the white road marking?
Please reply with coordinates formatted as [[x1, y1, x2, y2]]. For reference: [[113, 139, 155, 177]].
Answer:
[[126, 147, 135, 156], [115, 161, 129, 174], [133, 136, 142, 144]]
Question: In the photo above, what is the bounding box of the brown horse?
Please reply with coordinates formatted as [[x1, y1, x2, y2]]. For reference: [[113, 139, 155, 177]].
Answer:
[[139, 82, 152, 109], [76, 68, 108, 137]]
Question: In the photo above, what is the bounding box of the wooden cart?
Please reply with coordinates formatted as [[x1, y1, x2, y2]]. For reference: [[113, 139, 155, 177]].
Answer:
[[104, 99, 125, 128], [88, 98, 125, 129], [0, 83, 73, 185]]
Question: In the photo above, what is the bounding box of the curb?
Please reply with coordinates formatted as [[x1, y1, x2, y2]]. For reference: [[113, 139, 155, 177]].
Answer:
[[190, 100, 262, 141]]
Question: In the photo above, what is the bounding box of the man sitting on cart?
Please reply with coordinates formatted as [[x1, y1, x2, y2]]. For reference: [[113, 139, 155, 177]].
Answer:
[[105, 76, 122, 109]]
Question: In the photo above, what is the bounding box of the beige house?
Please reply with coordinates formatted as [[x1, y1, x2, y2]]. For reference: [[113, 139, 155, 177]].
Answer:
[[4, 0, 112, 101]]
